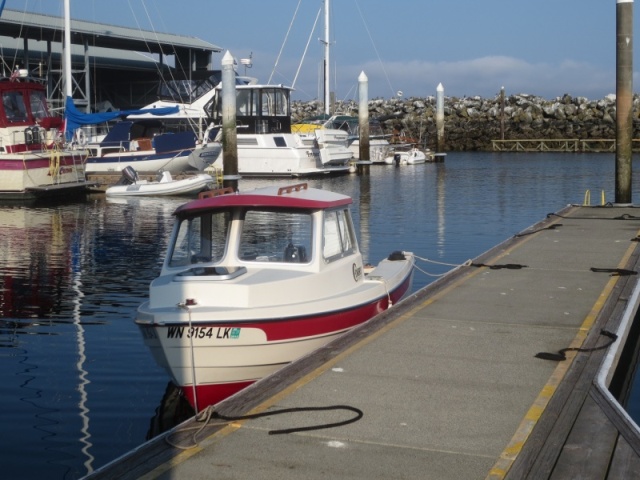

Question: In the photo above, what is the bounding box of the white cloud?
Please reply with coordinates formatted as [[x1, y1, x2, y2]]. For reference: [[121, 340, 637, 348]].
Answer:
[[289, 56, 619, 101]]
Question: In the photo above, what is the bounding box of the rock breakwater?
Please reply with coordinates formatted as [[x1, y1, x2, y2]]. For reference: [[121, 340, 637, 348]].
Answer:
[[292, 94, 638, 151]]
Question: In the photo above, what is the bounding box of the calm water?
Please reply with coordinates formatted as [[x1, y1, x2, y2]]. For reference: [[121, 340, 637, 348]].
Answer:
[[1, 152, 638, 479]]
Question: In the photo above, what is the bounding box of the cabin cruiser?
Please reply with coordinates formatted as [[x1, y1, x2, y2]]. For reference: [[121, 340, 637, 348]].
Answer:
[[135, 183, 415, 410], [130, 72, 352, 177]]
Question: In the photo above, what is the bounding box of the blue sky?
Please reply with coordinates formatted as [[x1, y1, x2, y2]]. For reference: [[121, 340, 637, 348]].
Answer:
[[4, 0, 632, 101]]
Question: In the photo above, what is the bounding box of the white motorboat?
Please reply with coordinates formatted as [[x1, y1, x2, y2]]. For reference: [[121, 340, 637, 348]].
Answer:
[[135, 183, 415, 410], [0, 76, 89, 201], [294, 114, 392, 164], [105, 167, 214, 197], [384, 147, 429, 165], [130, 75, 351, 177]]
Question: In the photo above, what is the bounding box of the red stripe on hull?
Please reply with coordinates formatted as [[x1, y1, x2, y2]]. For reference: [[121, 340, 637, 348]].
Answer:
[[182, 380, 254, 410], [0, 156, 81, 170], [165, 271, 412, 342], [175, 272, 413, 410]]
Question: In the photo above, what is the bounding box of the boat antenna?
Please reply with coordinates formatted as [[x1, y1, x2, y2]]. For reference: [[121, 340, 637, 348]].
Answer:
[[268, 0, 303, 84]]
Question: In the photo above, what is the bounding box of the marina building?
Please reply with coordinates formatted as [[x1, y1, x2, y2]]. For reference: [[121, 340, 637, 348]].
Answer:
[[0, 8, 221, 113]]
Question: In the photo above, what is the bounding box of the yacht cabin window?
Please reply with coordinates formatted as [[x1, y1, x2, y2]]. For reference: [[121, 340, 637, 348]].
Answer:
[[323, 209, 356, 261]]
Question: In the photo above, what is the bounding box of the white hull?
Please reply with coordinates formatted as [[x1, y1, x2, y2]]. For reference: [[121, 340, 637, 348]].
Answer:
[[86, 143, 221, 174], [384, 148, 429, 165], [226, 133, 350, 177], [0, 151, 88, 199], [105, 173, 214, 197]]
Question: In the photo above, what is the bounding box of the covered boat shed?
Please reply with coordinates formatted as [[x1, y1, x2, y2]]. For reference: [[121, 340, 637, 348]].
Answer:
[[0, 8, 222, 112]]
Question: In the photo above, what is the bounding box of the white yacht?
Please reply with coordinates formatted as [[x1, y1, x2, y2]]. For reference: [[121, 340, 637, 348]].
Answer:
[[130, 73, 351, 177]]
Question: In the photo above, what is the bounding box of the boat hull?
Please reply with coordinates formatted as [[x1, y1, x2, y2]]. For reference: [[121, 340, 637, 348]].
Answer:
[[0, 151, 89, 201], [105, 173, 214, 197], [85, 143, 221, 174], [136, 262, 413, 409], [224, 133, 351, 177]]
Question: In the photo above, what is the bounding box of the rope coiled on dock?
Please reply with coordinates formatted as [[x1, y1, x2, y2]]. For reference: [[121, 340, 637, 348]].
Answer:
[[165, 404, 364, 450]]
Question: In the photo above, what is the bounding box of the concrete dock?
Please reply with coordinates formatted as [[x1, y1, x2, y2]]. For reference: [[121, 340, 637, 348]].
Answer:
[[87, 205, 640, 479]]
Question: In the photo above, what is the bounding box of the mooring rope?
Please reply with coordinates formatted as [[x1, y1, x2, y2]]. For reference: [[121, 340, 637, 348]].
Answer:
[[535, 329, 618, 362], [165, 404, 364, 450]]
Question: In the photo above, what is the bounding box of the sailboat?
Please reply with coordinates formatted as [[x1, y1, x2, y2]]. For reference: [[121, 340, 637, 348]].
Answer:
[[0, 1, 90, 202], [291, 0, 391, 163]]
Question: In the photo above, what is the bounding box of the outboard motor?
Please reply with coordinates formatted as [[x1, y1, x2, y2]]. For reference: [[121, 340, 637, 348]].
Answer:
[[115, 165, 139, 185], [393, 153, 401, 167]]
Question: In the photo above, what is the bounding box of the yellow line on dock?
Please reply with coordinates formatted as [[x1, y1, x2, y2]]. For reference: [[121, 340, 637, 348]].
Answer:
[[485, 231, 639, 480]]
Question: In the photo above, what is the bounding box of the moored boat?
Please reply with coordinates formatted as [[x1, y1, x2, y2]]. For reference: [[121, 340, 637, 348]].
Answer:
[[0, 77, 89, 201], [384, 147, 430, 165], [135, 183, 414, 410], [105, 166, 214, 197]]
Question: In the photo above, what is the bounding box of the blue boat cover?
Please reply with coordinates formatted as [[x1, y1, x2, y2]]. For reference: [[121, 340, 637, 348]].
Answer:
[[64, 96, 179, 140]]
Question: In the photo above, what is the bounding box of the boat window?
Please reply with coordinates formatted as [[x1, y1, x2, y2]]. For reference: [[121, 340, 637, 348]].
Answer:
[[323, 208, 356, 261], [168, 211, 231, 267], [29, 90, 49, 120], [239, 210, 312, 263], [236, 89, 253, 116], [260, 88, 289, 117], [2, 91, 28, 122]]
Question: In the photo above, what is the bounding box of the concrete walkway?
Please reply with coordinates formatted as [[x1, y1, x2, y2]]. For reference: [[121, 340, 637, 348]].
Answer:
[[87, 205, 640, 480]]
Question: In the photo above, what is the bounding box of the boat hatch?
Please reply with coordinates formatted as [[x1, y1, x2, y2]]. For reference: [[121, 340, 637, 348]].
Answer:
[[174, 266, 247, 281]]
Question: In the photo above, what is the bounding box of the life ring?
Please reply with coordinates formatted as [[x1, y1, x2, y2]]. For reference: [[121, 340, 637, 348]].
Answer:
[[75, 128, 88, 147]]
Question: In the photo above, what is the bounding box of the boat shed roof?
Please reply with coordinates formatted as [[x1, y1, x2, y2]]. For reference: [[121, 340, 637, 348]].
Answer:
[[0, 8, 221, 56]]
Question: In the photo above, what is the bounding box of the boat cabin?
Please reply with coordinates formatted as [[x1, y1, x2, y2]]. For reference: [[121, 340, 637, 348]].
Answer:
[[208, 84, 293, 135], [0, 79, 63, 151], [164, 183, 358, 277]]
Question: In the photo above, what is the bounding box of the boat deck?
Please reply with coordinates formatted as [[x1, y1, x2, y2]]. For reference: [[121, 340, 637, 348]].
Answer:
[[86, 205, 640, 480]]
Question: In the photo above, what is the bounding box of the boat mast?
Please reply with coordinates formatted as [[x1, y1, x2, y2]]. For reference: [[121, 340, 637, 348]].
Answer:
[[323, 0, 330, 115], [64, 0, 72, 98]]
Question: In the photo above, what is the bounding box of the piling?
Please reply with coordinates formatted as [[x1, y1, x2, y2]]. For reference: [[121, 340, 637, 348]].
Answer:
[[436, 83, 445, 153], [500, 86, 505, 141], [358, 71, 370, 174], [221, 51, 240, 191], [615, 0, 633, 204]]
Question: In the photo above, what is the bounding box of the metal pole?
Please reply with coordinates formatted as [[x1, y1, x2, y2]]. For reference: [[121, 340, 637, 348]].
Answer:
[[222, 51, 239, 191], [324, 0, 330, 115], [64, 0, 72, 98], [436, 83, 445, 153], [616, 0, 633, 204]]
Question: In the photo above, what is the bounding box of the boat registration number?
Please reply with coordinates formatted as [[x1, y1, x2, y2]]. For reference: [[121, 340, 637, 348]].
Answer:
[[166, 326, 241, 340]]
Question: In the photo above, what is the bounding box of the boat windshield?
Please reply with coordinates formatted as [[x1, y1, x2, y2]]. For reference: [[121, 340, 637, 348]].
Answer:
[[239, 210, 312, 263], [168, 211, 231, 267], [2, 90, 28, 122]]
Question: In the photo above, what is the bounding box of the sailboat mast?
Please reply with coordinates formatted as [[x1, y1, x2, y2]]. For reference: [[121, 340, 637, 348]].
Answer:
[[64, 0, 72, 97], [323, 0, 330, 115]]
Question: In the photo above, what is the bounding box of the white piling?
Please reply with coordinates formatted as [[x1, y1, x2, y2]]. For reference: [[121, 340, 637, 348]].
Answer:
[[436, 83, 445, 153], [358, 71, 370, 163]]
